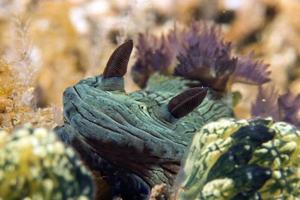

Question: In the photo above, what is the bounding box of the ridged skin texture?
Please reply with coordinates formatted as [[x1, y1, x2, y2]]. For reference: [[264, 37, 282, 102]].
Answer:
[[55, 73, 233, 199], [53, 23, 293, 200]]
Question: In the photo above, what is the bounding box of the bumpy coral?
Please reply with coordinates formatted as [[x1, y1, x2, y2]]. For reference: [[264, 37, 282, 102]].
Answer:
[[176, 118, 300, 199], [0, 125, 93, 200]]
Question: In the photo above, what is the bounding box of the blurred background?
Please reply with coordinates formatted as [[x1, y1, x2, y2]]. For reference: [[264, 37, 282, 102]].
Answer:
[[0, 0, 300, 131]]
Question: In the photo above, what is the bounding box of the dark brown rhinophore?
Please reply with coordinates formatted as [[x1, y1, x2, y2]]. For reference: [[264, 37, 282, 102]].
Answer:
[[103, 39, 133, 78], [168, 87, 208, 118]]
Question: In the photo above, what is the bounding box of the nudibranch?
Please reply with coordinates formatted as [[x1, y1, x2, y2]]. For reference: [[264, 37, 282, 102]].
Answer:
[[176, 118, 300, 199], [55, 23, 271, 199], [55, 39, 233, 199]]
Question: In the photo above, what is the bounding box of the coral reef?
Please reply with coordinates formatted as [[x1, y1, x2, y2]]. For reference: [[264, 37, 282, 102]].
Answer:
[[0, 125, 93, 200]]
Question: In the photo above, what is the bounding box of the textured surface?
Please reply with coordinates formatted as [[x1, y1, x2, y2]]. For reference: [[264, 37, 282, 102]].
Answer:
[[55, 35, 235, 200], [177, 118, 300, 199], [55, 72, 233, 199], [132, 22, 270, 91], [0, 125, 93, 200], [54, 22, 275, 198]]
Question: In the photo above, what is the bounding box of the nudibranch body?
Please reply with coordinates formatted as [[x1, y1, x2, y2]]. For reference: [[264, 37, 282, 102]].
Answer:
[[177, 118, 300, 199], [55, 23, 272, 199], [55, 40, 233, 199]]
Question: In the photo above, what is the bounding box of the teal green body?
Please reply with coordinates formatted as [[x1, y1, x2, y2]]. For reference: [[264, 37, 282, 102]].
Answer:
[[55, 72, 233, 199]]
